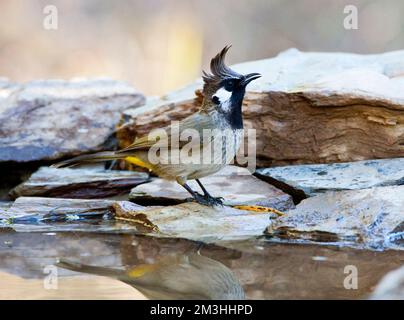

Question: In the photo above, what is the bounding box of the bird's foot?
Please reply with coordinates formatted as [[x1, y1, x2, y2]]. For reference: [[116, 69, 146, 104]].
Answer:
[[205, 195, 224, 207], [192, 193, 224, 207]]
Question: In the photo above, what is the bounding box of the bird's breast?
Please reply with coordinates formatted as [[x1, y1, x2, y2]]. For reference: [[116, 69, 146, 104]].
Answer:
[[221, 128, 244, 164], [207, 111, 244, 163]]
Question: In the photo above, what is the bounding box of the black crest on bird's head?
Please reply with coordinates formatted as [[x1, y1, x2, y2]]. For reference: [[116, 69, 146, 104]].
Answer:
[[202, 45, 243, 97]]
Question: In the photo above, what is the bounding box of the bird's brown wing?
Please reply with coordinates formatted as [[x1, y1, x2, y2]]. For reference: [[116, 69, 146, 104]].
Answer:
[[116, 111, 216, 155]]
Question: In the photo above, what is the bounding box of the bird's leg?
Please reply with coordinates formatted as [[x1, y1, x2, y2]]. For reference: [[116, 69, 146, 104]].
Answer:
[[106, 159, 117, 170], [195, 179, 224, 206], [180, 182, 222, 207], [195, 179, 210, 196]]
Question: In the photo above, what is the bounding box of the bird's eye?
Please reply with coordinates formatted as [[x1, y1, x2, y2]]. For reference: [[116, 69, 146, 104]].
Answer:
[[223, 79, 236, 92]]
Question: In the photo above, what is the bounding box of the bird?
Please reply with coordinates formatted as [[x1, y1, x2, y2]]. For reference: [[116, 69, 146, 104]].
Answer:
[[52, 46, 261, 207], [57, 252, 245, 300]]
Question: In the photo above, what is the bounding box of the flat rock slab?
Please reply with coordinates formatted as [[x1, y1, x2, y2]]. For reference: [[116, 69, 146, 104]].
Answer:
[[257, 158, 404, 197], [266, 186, 404, 250], [112, 201, 271, 242], [1, 197, 271, 242], [130, 165, 294, 210], [0, 196, 142, 233], [9, 167, 150, 199], [0, 78, 144, 163], [118, 49, 404, 167]]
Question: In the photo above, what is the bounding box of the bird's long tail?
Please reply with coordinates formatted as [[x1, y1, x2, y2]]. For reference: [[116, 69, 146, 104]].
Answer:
[[50, 151, 125, 168], [57, 259, 124, 278]]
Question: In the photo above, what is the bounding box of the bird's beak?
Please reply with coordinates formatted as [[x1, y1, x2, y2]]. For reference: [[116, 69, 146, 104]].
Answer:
[[241, 73, 261, 86]]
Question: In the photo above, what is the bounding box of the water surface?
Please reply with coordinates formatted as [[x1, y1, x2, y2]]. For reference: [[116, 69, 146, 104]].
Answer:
[[0, 229, 402, 299]]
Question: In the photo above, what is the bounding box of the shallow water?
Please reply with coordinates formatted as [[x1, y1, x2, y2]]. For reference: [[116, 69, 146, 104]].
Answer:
[[0, 229, 403, 299]]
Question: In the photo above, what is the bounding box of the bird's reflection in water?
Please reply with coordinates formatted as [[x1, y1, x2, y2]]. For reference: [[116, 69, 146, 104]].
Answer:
[[57, 252, 245, 300]]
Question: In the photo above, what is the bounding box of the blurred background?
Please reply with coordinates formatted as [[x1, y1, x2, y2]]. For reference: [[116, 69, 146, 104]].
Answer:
[[0, 0, 403, 96]]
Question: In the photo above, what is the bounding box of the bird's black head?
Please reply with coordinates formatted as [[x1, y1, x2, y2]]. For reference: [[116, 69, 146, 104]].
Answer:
[[220, 73, 262, 92], [202, 46, 261, 128]]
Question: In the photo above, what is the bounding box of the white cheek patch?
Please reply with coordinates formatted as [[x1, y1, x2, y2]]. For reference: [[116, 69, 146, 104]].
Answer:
[[213, 88, 232, 106]]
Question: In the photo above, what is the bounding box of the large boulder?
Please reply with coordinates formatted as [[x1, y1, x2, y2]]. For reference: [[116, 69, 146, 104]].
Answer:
[[117, 49, 404, 167], [0, 78, 144, 163]]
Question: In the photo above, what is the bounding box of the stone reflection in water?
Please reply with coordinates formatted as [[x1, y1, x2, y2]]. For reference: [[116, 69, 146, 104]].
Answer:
[[0, 229, 403, 299]]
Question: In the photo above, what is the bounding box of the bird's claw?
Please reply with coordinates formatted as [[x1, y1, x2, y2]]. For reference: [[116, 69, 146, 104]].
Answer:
[[192, 193, 224, 207], [207, 196, 224, 207]]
